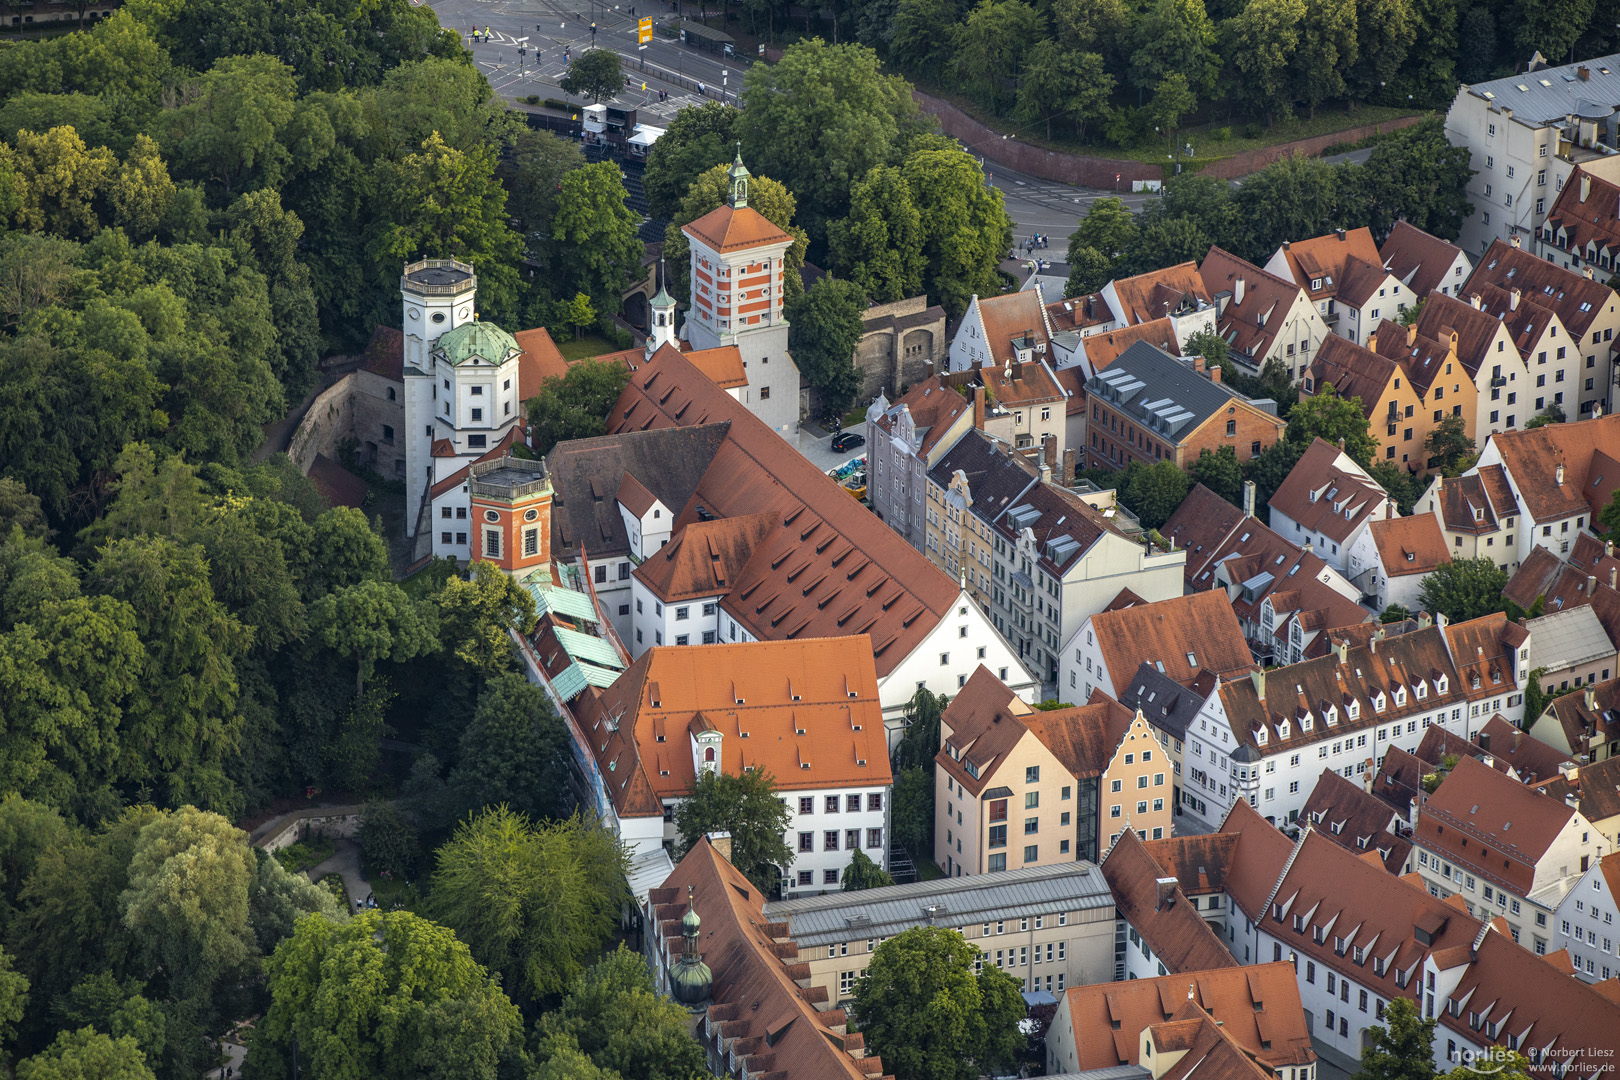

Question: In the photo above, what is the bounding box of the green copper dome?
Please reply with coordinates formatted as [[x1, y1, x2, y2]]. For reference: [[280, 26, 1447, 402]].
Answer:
[[670, 886, 712, 1006], [436, 320, 520, 366]]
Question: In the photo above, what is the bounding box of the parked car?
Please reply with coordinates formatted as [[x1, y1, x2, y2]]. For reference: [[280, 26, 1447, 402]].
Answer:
[[830, 431, 865, 452]]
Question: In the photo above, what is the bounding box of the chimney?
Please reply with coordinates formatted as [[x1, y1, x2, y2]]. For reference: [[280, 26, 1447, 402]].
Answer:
[[1042, 432, 1058, 471], [1609, 566, 1615, 590], [1482, 753, 1495, 769], [1589, 574, 1598, 596], [707, 831, 733, 862], [973, 384, 986, 429], [1208, 363, 1222, 385], [1062, 447, 1077, 485], [1511, 235, 1521, 249], [1557, 462, 1566, 486], [1155, 877, 1179, 910], [1235, 277, 1246, 306], [1567, 793, 1583, 810], [1510, 287, 1521, 311], [1480, 730, 1492, 751], [1469, 293, 1483, 310], [1039, 459, 1053, 485], [1252, 668, 1266, 701], [1011, 357, 1024, 382], [1582, 173, 1593, 203], [1579, 65, 1591, 81], [1339, 436, 1346, 451], [1243, 479, 1256, 518], [1561, 759, 1580, 782], [1336, 228, 1347, 242], [1407, 322, 1419, 347], [1514, 729, 1523, 752], [1607, 540, 1613, 558]]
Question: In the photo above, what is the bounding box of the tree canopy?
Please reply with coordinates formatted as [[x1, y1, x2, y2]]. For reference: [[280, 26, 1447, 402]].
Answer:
[[673, 769, 794, 896]]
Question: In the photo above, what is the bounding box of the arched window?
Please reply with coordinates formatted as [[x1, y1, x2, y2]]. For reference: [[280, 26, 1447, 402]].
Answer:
[[704, 747, 715, 763]]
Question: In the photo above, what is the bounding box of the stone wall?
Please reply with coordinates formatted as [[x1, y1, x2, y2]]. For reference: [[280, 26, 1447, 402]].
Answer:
[[854, 296, 946, 402], [913, 89, 1424, 186], [288, 371, 406, 478], [249, 805, 366, 852]]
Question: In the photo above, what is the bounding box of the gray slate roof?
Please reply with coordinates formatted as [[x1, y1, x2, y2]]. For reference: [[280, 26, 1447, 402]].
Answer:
[[1462, 54, 1620, 124], [1116, 662, 1210, 741], [927, 429, 1039, 522], [545, 423, 731, 559], [1083, 341, 1248, 441], [762, 862, 1113, 947]]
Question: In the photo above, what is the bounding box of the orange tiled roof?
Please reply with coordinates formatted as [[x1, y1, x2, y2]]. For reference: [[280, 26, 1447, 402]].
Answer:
[[1411, 290, 1504, 378], [936, 667, 1035, 798], [1021, 691, 1134, 780], [427, 426, 525, 499], [1300, 767, 1410, 873], [633, 513, 776, 601], [1199, 247, 1305, 361], [1488, 412, 1620, 524], [682, 203, 794, 254], [1046, 293, 1112, 332], [1442, 612, 1523, 703], [684, 345, 748, 390], [1082, 317, 1182, 372], [1369, 515, 1452, 577], [1274, 228, 1383, 301], [1139, 833, 1240, 895], [1107, 262, 1212, 324], [1057, 962, 1314, 1072], [1544, 167, 1620, 265], [971, 289, 1053, 370], [1544, 675, 1620, 757], [1309, 335, 1399, 420], [872, 376, 972, 459], [572, 638, 889, 819], [649, 838, 892, 1080]]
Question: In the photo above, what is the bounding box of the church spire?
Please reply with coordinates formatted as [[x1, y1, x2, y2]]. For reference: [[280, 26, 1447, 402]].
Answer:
[[728, 144, 751, 209]]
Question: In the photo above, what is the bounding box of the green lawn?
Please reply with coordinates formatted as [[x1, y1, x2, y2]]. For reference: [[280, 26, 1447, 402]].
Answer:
[[556, 333, 621, 361], [911, 852, 945, 881]]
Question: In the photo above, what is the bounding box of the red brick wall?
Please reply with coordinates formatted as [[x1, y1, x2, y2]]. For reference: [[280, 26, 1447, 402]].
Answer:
[[1177, 405, 1288, 466], [1080, 393, 1284, 471], [1195, 117, 1425, 179]]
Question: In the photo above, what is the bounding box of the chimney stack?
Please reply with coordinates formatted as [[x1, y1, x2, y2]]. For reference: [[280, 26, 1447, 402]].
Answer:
[[1252, 668, 1266, 701], [1062, 447, 1077, 485], [1609, 566, 1615, 590], [973, 384, 986, 429], [1235, 277, 1246, 306], [1510, 287, 1521, 311], [1243, 480, 1256, 518], [1580, 65, 1592, 81], [1582, 173, 1592, 202], [1039, 458, 1053, 485], [1589, 574, 1598, 596], [1042, 432, 1058, 471], [1336, 228, 1347, 242], [1208, 362, 1222, 385], [707, 831, 734, 862], [1567, 793, 1582, 810], [1155, 877, 1179, 911]]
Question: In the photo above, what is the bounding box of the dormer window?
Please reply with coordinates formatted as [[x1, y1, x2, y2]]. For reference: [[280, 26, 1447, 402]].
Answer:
[[1394, 686, 1407, 707], [1301, 712, 1314, 731], [1278, 719, 1291, 739], [1257, 727, 1269, 745], [1415, 682, 1427, 700], [1325, 705, 1339, 726], [1347, 700, 1360, 720], [1372, 692, 1387, 713], [1435, 675, 1447, 693]]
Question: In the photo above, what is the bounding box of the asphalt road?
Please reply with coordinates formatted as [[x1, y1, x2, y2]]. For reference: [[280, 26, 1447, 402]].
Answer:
[[422, 0, 1162, 242]]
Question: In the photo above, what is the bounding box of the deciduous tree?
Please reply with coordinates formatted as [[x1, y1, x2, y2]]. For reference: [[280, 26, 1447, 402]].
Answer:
[[1417, 557, 1510, 623], [254, 910, 523, 1080], [447, 671, 569, 821], [429, 807, 628, 1001], [527, 357, 632, 456], [843, 849, 896, 890], [1285, 385, 1376, 466], [641, 102, 739, 220], [851, 926, 1026, 1080], [828, 165, 925, 304], [534, 946, 709, 1080], [674, 770, 794, 896], [1424, 413, 1474, 475], [1352, 996, 1436, 1080], [550, 161, 644, 314], [1122, 460, 1192, 530], [1130, 0, 1219, 95], [308, 578, 438, 695], [559, 49, 623, 103], [17, 1028, 153, 1080], [903, 147, 1011, 318], [787, 276, 867, 420], [1187, 446, 1243, 505], [951, 0, 1044, 115]]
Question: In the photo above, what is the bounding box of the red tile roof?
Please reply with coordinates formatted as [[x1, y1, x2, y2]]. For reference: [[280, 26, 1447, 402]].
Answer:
[[1431, 925, 1620, 1078], [649, 838, 892, 1080], [1274, 228, 1384, 302], [1081, 318, 1182, 372], [1108, 262, 1212, 324], [936, 666, 1030, 798], [1544, 167, 1620, 266], [427, 426, 525, 499], [1300, 768, 1409, 873], [1199, 247, 1307, 362], [1531, 754, 1620, 827], [1488, 412, 1620, 523], [572, 638, 888, 819], [1370, 515, 1452, 577], [1543, 676, 1620, 757], [969, 290, 1054, 370], [1101, 827, 1239, 974], [632, 513, 776, 602], [1381, 222, 1469, 303], [607, 346, 975, 679], [1215, 801, 1298, 918], [1087, 591, 1257, 689], [1022, 692, 1134, 779], [1442, 612, 1524, 704], [1056, 962, 1314, 1072], [682, 204, 794, 253], [1309, 335, 1399, 420], [1430, 467, 1516, 536], [1415, 755, 1577, 895], [1468, 238, 1617, 339], [1409, 290, 1504, 379], [1162, 484, 1248, 586], [684, 345, 749, 390], [1267, 438, 1390, 546], [1260, 830, 1488, 1002], [1139, 834, 1241, 895], [1046, 293, 1112, 332], [871, 376, 972, 459]]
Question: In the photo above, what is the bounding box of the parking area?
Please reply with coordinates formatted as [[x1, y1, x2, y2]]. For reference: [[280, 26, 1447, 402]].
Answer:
[[795, 426, 868, 477]]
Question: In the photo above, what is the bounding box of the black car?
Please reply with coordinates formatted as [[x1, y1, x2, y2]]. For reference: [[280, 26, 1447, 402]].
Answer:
[[830, 431, 865, 452]]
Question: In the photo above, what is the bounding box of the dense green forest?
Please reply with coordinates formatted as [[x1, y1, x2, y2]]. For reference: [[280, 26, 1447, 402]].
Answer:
[[744, 0, 1619, 144]]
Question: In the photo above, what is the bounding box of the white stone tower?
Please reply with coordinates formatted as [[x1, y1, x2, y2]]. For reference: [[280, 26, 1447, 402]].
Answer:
[[402, 259, 478, 535]]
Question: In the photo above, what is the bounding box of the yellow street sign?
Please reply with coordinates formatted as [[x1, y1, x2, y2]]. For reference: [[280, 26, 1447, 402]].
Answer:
[[638, 17, 652, 43]]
